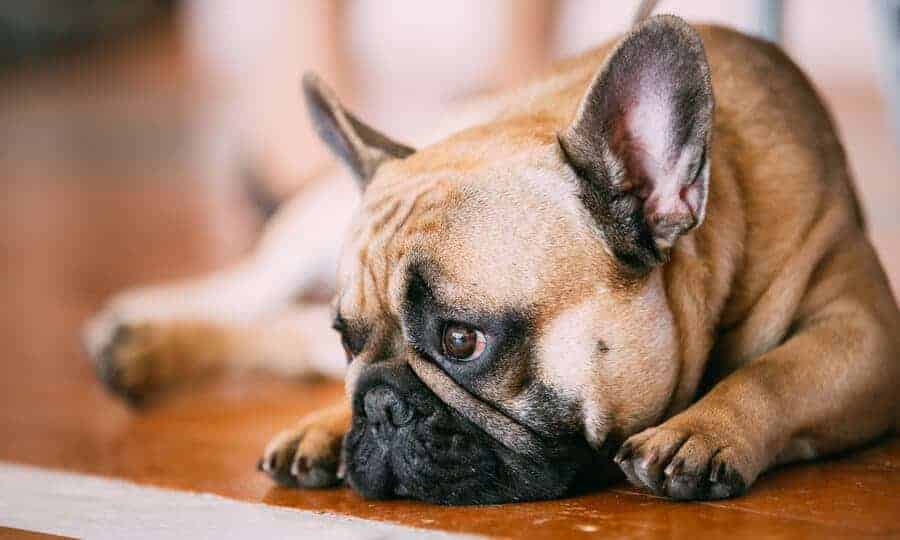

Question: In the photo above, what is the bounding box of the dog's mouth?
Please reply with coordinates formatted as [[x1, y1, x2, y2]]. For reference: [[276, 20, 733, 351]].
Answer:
[[342, 364, 610, 505]]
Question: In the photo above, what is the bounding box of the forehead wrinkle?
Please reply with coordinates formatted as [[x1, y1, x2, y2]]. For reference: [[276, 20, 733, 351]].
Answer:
[[347, 148, 558, 325], [367, 198, 401, 233], [359, 180, 446, 253], [369, 186, 459, 299], [347, 238, 391, 323], [344, 193, 440, 328], [386, 189, 429, 242]]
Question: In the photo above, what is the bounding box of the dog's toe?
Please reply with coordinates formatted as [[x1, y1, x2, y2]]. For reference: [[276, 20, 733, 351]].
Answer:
[[259, 424, 343, 489], [616, 427, 749, 500], [93, 323, 150, 406], [706, 448, 748, 499], [291, 454, 341, 488], [259, 433, 302, 487]]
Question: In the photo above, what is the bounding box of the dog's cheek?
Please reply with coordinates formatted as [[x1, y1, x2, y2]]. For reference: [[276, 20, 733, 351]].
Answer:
[[535, 295, 612, 445], [536, 274, 680, 445], [537, 297, 602, 394], [597, 275, 681, 436]]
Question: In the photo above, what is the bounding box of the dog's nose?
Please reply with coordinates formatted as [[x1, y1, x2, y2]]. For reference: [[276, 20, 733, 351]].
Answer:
[[363, 386, 415, 427]]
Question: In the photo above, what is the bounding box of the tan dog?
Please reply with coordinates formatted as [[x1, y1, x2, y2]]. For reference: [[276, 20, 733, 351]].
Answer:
[[84, 14, 900, 504]]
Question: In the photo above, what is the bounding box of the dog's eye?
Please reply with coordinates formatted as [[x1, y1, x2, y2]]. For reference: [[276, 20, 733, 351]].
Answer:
[[442, 323, 486, 361]]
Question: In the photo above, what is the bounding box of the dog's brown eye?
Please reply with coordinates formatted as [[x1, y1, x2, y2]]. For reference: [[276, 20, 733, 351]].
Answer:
[[442, 323, 486, 361]]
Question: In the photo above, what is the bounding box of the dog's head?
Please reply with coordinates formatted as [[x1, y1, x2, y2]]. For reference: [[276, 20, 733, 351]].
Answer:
[[307, 15, 713, 504]]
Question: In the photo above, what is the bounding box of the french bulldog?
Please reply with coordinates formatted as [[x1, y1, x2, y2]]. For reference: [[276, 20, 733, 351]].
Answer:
[[84, 14, 900, 504]]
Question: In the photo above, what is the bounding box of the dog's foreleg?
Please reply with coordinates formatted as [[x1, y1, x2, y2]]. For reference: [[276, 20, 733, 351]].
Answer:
[[83, 174, 358, 398], [94, 303, 346, 404], [85, 170, 356, 350], [615, 236, 900, 500]]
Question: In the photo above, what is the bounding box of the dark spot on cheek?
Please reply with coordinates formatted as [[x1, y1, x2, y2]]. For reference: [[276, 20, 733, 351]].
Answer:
[[596, 339, 610, 354]]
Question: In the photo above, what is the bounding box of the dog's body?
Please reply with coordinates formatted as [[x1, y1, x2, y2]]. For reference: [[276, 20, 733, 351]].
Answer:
[[85, 16, 900, 504]]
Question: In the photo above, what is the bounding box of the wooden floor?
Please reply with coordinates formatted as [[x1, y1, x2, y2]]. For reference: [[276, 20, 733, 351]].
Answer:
[[0, 528, 70, 540], [1, 22, 899, 540]]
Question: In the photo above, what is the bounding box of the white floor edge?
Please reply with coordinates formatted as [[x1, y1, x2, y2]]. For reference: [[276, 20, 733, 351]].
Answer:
[[0, 462, 479, 540]]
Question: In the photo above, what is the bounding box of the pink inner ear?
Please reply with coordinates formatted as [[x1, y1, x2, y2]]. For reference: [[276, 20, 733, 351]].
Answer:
[[624, 76, 674, 181], [617, 75, 705, 244]]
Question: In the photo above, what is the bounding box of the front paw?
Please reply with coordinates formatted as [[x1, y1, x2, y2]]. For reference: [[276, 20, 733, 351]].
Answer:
[[614, 426, 750, 500], [90, 322, 164, 405], [83, 304, 146, 403], [259, 415, 346, 489]]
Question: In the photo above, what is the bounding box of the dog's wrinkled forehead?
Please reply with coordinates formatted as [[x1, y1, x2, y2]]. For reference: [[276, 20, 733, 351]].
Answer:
[[336, 137, 612, 321], [334, 136, 618, 454]]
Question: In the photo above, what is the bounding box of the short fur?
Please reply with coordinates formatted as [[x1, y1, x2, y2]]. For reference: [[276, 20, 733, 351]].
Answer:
[[85, 15, 899, 504]]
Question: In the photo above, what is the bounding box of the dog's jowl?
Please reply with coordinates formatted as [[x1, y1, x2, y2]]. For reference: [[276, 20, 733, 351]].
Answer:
[[87, 14, 900, 505]]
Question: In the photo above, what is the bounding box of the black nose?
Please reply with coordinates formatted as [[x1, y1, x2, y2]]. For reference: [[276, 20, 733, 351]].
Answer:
[[363, 386, 415, 427]]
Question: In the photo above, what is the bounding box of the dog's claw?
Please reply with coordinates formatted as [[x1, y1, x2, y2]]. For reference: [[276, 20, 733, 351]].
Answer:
[[709, 459, 725, 483], [258, 426, 343, 489], [664, 456, 684, 476], [614, 441, 634, 464], [615, 427, 750, 500], [93, 323, 147, 406]]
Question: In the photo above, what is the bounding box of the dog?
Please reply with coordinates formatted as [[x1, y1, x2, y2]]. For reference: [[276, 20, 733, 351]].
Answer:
[[84, 12, 900, 505]]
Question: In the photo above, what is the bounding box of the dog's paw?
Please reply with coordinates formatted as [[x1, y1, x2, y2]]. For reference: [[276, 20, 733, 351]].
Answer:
[[614, 426, 750, 500], [258, 417, 345, 489], [82, 307, 123, 366], [90, 322, 169, 405], [82, 304, 147, 404], [84, 308, 225, 406]]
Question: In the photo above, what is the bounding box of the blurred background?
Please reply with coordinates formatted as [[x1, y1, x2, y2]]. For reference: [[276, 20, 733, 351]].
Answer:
[[0, 0, 898, 465]]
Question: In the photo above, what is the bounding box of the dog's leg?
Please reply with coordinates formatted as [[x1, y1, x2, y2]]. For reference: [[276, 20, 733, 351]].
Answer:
[[84, 170, 356, 367], [258, 402, 351, 488], [616, 237, 900, 500], [95, 303, 346, 404]]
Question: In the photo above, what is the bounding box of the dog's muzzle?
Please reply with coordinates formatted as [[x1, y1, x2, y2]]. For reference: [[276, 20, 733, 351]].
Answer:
[[342, 363, 608, 505]]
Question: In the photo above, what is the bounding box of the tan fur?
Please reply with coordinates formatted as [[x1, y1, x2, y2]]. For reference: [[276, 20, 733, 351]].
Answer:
[[86, 20, 900, 500], [331, 22, 899, 497], [96, 321, 232, 403], [95, 305, 345, 403]]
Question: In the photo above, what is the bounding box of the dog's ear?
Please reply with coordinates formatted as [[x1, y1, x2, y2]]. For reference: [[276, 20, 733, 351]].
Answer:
[[559, 15, 713, 269], [302, 73, 415, 187]]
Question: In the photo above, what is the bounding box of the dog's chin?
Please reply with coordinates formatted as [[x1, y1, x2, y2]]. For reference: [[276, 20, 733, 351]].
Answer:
[[342, 366, 611, 505]]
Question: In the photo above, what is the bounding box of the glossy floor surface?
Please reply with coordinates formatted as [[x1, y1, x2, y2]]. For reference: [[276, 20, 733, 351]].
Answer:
[[2, 19, 899, 540]]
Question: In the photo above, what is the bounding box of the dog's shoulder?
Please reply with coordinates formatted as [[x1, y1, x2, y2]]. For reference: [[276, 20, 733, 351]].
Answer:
[[677, 25, 868, 383]]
